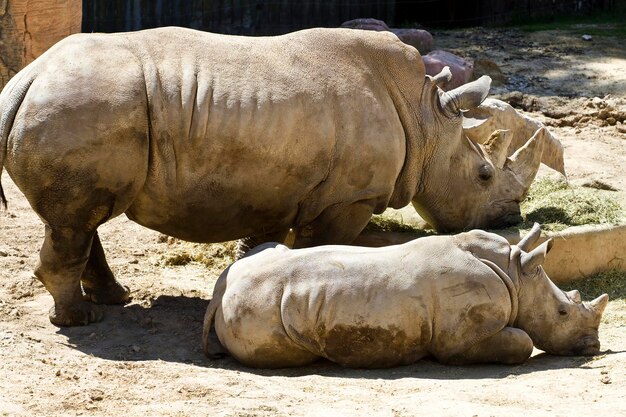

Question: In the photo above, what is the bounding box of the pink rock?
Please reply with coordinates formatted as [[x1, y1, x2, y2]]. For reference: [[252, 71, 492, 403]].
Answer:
[[340, 18, 390, 32], [422, 50, 474, 90], [390, 29, 433, 54]]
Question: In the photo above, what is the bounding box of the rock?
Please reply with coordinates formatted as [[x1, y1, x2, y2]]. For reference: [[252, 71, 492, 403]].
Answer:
[[607, 117, 617, 126], [390, 28, 433, 54], [422, 50, 474, 90], [473, 57, 507, 87], [340, 18, 389, 32], [341, 19, 433, 54], [582, 34, 593, 41], [0, 0, 81, 89]]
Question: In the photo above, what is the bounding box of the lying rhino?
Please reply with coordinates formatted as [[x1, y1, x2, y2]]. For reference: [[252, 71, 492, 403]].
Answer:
[[203, 224, 608, 368], [1, 27, 558, 326]]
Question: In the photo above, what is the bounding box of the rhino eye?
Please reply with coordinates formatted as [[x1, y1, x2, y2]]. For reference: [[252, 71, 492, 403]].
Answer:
[[478, 164, 493, 181], [558, 306, 568, 316]]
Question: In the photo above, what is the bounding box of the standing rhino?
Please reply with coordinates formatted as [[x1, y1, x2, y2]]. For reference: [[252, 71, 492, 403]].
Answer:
[[203, 224, 608, 368], [0, 27, 555, 326]]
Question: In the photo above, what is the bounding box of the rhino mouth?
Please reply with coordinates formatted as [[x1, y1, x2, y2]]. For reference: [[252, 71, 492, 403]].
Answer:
[[489, 211, 523, 229], [478, 201, 523, 229]]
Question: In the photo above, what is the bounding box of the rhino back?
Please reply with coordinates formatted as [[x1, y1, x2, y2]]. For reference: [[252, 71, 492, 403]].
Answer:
[[260, 236, 511, 366], [121, 27, 418, 242]]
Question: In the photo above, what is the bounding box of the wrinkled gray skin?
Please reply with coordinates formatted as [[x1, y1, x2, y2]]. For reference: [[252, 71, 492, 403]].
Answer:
[[203, 224, 609, 368], [1, 27, 547, 326]]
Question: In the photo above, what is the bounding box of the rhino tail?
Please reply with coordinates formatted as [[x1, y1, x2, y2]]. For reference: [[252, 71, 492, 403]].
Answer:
[[0, 70, 35, 210], [202, 297, 227, 359]]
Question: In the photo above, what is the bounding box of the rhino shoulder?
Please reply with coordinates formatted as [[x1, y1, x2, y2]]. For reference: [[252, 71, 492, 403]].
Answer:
[[453, 230, 512, 265]]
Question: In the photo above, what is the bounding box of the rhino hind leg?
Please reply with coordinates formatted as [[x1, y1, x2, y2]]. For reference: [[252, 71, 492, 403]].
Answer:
[[444, 327, 533, 365], [35, 226, 103, 326], [81, 232, 130, 305]]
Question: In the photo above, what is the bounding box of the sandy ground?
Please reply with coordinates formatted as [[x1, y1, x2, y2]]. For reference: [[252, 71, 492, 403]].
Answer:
[[1, 26, 625, 416]]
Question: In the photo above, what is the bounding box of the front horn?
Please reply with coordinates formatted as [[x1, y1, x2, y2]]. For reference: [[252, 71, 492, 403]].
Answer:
[[505, 127, 546, 192]]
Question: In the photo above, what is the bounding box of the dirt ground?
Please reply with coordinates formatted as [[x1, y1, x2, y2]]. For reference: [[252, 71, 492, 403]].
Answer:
[[1, 25, 625, 416]]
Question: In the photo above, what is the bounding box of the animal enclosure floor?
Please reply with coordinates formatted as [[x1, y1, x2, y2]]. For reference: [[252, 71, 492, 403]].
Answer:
[[1, 25, 626, 416]]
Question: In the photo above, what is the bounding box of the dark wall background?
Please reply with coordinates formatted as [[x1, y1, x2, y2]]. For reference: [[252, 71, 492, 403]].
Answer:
[[82, 0, 395, 35], [397, 0, 618, 27], [82, 0, 619, 34]]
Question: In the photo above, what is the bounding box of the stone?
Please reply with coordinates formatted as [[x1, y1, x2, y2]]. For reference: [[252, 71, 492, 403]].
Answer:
[[0, 0, 81, 90], [423, 50, 474, 90], [341, 19, 433, 54], [390, 28, 433, 54], [340, 18, 389, 32]]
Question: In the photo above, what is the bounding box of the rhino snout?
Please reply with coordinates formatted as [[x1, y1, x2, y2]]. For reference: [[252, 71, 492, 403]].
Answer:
[[572, 336, 601, 356]]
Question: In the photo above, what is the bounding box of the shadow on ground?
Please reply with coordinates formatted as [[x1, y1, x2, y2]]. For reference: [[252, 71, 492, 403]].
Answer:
[[57, 294, 617, 381]]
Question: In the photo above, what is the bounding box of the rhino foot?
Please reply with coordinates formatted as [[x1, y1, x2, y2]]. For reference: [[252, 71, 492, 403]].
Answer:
[[49, 302, 103, 327], [82, 281, 131, 305]]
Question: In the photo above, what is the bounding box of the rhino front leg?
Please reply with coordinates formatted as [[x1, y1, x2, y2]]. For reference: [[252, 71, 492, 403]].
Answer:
[[234, 229, 290, 260], [35, 226, 103, 326], [81, 232, 131, 305], [444, 327, 533, 365], [292, 200, 376, 248]]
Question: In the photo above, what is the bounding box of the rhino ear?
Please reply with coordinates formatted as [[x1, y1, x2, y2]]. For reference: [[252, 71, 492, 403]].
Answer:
[[517, 223, 542, 252], [566, 289, 582, 304], [440, 75, 492, 118], [520, 238, 553, 275], [430, 66, 453, 88]]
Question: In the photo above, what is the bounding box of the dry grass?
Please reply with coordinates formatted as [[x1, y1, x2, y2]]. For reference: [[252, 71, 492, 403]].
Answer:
[[560, 270, 626, 326], [520, 178, 624, 231], [161, 239, 238, 275]]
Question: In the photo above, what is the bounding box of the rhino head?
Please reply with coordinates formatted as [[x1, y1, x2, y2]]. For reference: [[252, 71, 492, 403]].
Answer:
[[514, 224, 609, 356], [409, 68, 561, 232]]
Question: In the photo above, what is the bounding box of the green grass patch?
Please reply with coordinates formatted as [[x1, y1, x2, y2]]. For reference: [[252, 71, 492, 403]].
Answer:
[[367, 177, 623, 235], [560, 270, 626, 301], [518, 178, 624, 232], [559, 269, 626, 326]]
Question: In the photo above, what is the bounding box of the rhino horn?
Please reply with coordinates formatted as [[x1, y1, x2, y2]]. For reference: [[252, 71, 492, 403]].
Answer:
[[462, 116, 488, 130], [588, 294, 609, 315], [430, 66, 453, 88], [440, 75, 492, 117], [482, 130, 512, 168], [505, 127, 546, 193], [517, 222, 542, 251], [520, 238, 553, 275], [541, 128, 567, 176]]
